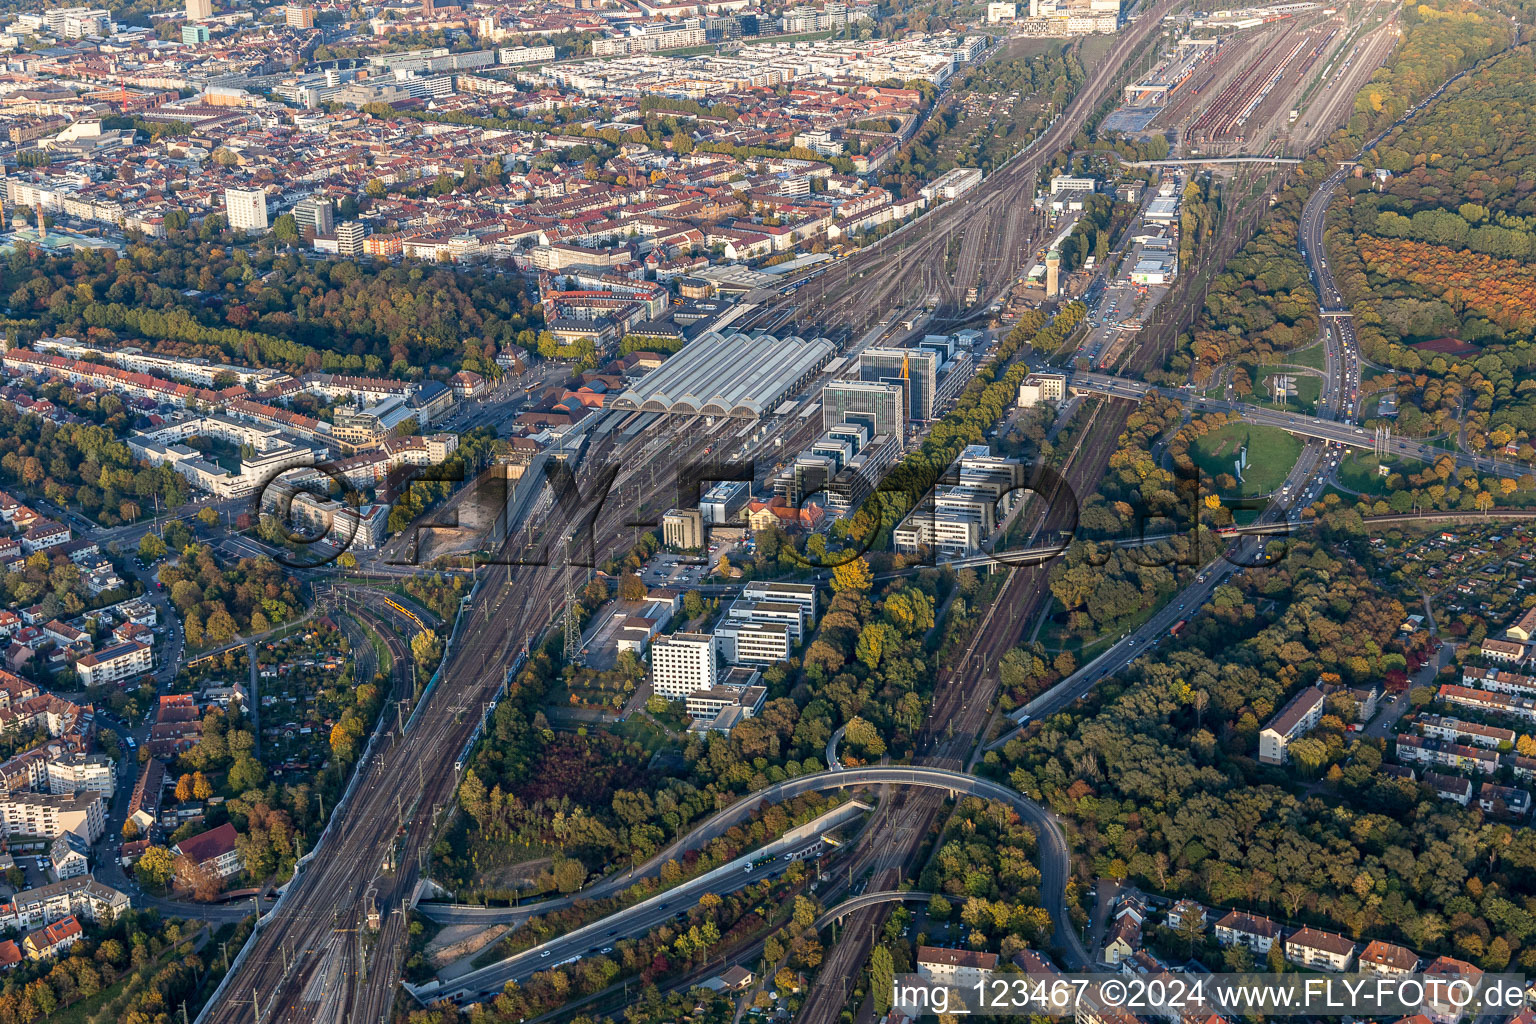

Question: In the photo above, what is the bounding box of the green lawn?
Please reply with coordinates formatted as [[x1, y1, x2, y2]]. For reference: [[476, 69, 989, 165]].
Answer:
[[1003, 37, 1063, 60], [1192, 423, 1304, 496], [1244, 371, 1321, 416], [1337, 451, 1397, 497], [1287, 342, 1326, 370], [1079, 33, 1118, 69]]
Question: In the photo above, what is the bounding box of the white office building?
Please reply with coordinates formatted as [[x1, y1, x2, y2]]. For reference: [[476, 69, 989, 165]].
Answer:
[[651, 632, 717, 699], [726, 600, 805, 642], [740, 580, 817, 624], [700, 480, 751, 525], [715, 620, 793, 666]]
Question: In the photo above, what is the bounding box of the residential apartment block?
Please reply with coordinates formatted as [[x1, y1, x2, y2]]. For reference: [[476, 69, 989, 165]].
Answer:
[[1438, 682, 1536, 722], [1257, 686, 1325, 764], [4, 875, 129, 929], [1395, 734, 1499, 775], [74, 640, 151, 687], [1213, 910, 1281, 953], [1284, 927, 1355, 971], [1417, 713, 1514, 749], [0, 791, 106, 843], [916, 945, 998, 988], [1462, 666, 1536, 698]]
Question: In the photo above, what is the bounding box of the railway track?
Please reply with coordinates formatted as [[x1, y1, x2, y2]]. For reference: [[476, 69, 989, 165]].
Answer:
[[744, 0, 1178, 334], [1185, 32, 1292, 144]]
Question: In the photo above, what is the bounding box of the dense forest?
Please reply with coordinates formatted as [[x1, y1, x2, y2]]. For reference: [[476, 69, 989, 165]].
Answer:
[[0, 911, 205, 1024], [435, 554, 953, 901], [0, 237, 535, 378], [918, 797, 1054, 955], [1183, 180, 1320, 380], [0, 410, 189, 525], [1370, 48, 1536, 216], [156, 544, 305, 646], [877, 47, 1084, 192], [1323, 43, 1536, 455], [1338, 0, 1514, 157], [983, 529, 1536, 971]]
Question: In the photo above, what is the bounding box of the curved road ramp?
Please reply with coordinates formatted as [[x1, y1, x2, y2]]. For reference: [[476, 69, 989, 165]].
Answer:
[[411, 766, 1085, 1008]]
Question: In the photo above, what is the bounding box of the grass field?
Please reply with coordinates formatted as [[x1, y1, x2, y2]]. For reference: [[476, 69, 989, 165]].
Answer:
[[1079, 33, 1118, 70], [1003, 36, 1065, 60], [356, 616, 393, 679], [1337, 450, 1396, 496], [1287, 342, 1326, 370], [1193, 423, 1303, 496], [1245, 372, 1321, 415]]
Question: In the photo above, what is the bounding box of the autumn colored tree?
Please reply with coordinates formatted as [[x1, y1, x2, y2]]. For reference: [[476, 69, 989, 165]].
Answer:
[[830, 556, 873, 594], [134, 846, 176, 892]]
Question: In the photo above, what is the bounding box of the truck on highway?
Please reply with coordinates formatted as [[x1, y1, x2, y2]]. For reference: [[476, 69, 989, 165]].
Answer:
[[1170, 620, 1187, 638]]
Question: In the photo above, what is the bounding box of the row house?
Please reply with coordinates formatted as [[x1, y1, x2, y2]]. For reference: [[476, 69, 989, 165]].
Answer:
[[1461, 665, 1536, 699], [1416, 713, 1514, 749], [1436, 683, 1536, 722], [1395, 734, 1499, 774]]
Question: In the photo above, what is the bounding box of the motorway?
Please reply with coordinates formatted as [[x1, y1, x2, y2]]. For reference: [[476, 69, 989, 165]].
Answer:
[[1299, 166, 1357, 418], [437, 39, 1536, 1021], [989, 131, 1399, 750], [988, 153, 1366, 749]]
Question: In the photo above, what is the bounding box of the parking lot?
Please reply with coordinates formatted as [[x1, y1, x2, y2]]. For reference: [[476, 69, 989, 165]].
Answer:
[[640, 552, 711, 590]]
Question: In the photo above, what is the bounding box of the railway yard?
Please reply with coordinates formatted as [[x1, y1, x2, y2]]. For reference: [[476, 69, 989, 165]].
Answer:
[[738, 0, 1178, 334], [185, 0, 1440, 1020], [1106, 2, 1399, 155]]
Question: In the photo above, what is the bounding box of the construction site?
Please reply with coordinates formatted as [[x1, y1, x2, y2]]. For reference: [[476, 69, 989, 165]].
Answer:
[[1103, 1, 1400, 155]]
